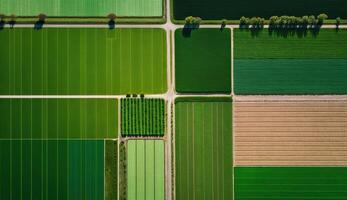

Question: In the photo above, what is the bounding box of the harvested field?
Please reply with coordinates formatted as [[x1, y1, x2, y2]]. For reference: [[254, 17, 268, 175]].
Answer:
[[0, 99, 118, 139], [235, 167, 347, 200], [234, 101, 347, 166], [0, 0, 162, 17], [234, 29, 347, 95], [0, 28, 167, 95], [121, 98, 166, 137], [175, 28, 231, 93], [175, 98, 233, 199]]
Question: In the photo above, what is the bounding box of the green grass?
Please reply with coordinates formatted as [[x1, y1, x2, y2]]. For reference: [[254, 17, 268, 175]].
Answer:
[[175, 99, 233, 199], [234, 29, 347, 95], [105, 140, 118, 200], [0, 139, 104, 200], [127, 140, 165, 200], [235, 167, 347, 200], [0, 28, 167, 95], [0, 0, 162, 17], [0, 99, 118, 139], [121, 98, 166, 137], [173, 0, 347, 20], [175, 28, 231, 93]]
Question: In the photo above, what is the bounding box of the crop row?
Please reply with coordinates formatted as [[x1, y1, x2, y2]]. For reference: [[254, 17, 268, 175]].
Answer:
[[121, 98, 165, 137]]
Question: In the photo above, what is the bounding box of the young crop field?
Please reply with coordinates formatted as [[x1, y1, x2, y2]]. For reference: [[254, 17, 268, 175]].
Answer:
[[0, 99, 118, 139], [0, 28, 167, 95], [235, 167, 347, 199], [175, 98, 233, 199], [175, 28, 231, 93], [0, 139, 104, 200], [234, 29, 347, 94], [173, 0, 347, 20], [0, 0, 162, 17], [127, 140, 165, 200], [121, 98, 165, 137], [105, 140, 118, 200]]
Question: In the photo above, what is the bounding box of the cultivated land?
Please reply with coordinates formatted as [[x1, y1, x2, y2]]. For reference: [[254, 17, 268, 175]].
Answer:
[[121, 98, 166, 137], [127, 140, 165, 200], [0, 28, 167, 95], [235, 167, 347, 200], [175, 98, 233, 200], [0, 99, 118, 139], [0, 0, 162, 17], [175, 28, 231, 93], [0, 140, 104, 200], [234, 101, 347, 166], [173, 0, 347, 20], [234, 29, 347, 94], [105, 140, 118, 200]]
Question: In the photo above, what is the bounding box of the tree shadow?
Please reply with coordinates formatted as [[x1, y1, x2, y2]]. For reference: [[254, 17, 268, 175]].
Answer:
[[108, 20, 115, 29], [9, 20, 16, 28], [220, 24, 226, 31], [0, 20, 5, 30], [34, 20, 44, 30], [267, 24, 321, 38]]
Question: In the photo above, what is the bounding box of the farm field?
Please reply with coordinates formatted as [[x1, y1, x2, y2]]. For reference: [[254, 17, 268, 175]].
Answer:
[[0, 99, 118, 139], [234, 29, 347, 94], [235, 167, 347, 200], [127, 140, 165, 200], [0, 0, 162, 17], [173, 0, 347, 20], [0, 139, 104, 200], [105, 140, 118, 200], [0, 28, 167, 95], [175, 98, 233, 200], [175, 28, 231, 93], [121, 98, 166, 137], [234, 101, 347, 166]]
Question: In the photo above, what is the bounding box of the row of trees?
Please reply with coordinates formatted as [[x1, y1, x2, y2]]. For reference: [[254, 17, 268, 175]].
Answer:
[[121, 98, 165, 137], [239, 14, 344, 29]]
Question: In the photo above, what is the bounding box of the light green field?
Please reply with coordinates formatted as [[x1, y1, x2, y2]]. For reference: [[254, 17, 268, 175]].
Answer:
[[175, 98, 233, 199], [0, 140, 104, 200], [0, 0, 162, 17], [127, 140, 165, 200], [0, 28, 167, 95], [0, 99, 118, 139]]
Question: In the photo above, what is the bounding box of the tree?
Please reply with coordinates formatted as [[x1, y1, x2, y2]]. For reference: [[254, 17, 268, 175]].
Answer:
[[38, 13, 47, 22], [9, 14, 16, 28], [107, 13, 117, 21], [317, 13, 328, 24], [193, 17, 202, 25], [0, 14, 5, 21], [185, 16, 194, 24], [221, 19, 227, 29], [336, 17, 341, 28], [239, 16, 249, 26], [302, 15, 309, 26], [269, 16, 278, 26], [308, 15, 316, 26]]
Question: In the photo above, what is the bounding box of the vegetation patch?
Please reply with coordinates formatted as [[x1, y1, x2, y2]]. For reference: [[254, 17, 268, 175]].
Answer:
[[105, 140, 118, 200], [175, 28, 231, 93], [121, 98, 166, 137]]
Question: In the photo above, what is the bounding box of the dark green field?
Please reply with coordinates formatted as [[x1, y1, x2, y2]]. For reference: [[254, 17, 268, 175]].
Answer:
[[173, 0, 347, 20], [175, 28, 231, 93], [234, 29, 347, 94], [235, 167, 347, 200], [121, 98, 165, 137], [0, 28, 167, 95], [0, 140, 104, 200], [175, 98, 233, 199], [0, 99, 118, 139]]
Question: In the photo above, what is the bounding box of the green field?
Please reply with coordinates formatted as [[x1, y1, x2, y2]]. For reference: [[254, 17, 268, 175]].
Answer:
[[173, 0, 347, 20], [234, 29, 347, 94], [0, 99, 118, 139], [235, 167, 347, 200], [0, 139, 104, 200], [175, 28, 231, 93], [127, 140, 165, 200], [105, 140, 118, 200], [175, 98, 233, 199], [121, 98, 166, 137], [0, 28, 167, 95], [0, 0, 162, 17]]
